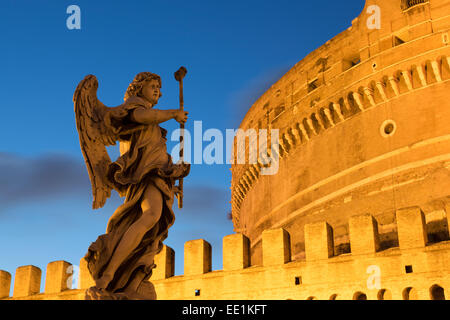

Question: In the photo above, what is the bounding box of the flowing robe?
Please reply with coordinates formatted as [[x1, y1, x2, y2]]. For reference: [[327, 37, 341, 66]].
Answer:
[[84, 96, 189, 295]]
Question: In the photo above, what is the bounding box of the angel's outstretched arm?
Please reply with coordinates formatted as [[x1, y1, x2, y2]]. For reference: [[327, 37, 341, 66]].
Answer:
[[132, 107, 188, 125]]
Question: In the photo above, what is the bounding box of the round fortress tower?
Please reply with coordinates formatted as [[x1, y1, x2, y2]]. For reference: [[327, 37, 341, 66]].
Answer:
[[231, 0, 450, 265]]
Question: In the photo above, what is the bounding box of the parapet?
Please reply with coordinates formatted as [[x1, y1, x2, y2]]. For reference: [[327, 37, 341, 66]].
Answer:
[[1, 205, 449, 300]]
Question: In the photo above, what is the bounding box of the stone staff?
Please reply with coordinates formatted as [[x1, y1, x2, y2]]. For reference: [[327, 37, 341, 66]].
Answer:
[[174, 66, 187, 209]]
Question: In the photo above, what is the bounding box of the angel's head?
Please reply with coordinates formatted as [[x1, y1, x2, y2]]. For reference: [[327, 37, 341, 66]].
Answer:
[[124, 72, 162, 105]]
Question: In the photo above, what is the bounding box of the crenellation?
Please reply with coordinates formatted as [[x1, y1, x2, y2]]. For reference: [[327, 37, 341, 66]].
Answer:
[[374, 81, 388, 101], [304, 222, 334, 261], [441, 55, 450, 79], [412, 64, 427, 88], [349, 214, 380, 255], [223, 233, 250, 271], [78, 258, 95, 289], [319, 108, 333, 128], [385, 76, 399, 98], [396, 206, 428, 249], [1, 207, 450, 300], [184, 239, 212, 276], [153, 245, 175, 280], [397, 70, 413, 93], [298, 122, 310, 141], [0, 270, 11, 299], [331, 103, 345, 122], [361, 87, 376, 107], [262, 228, 291, 266], [306, 118, 317, 136], [351, 92, 364, 111], [13, 265, 41, 298], [426, 59, 442, 83], [45, 261, 72, 294]]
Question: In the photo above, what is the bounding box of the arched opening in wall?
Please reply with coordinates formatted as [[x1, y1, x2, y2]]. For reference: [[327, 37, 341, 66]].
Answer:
[[302, 118, 313, 137], [310, 113, 322, 134], [353, 292, 367, 300], [357, 87, 371, 109], [369, 81, 384, 104], [281, 133, 291, 154], [402, 287, 419, 300], [430, 284, 446, 300], [328, 102, 343, 124], [382, 75, 398, 99], [294, 123, 306, 144], [394, 70, 411, 94], [329, 294, 338, 300], [319, 108, 332, 129], [306, 296, 317, 300], [346, 92, 361, 115], [411, 64, 426, 89], [377, 289, 392, 300], [338, 97, 352, 118]]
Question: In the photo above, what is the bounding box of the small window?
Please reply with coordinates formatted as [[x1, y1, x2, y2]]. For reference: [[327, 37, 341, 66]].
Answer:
[[353, 292, 367, 300], [307, 79, 319, 93], [394, 36, 406, 47], [195, 289, 201, 296], [430, 284, 445, 300], [342, 54, 361, 71], [274, 105, 285, 118], [405, 265, 413, 273], [352, 59, 361, 67], [295, 276, 302, 285], [404, 0, 428, 10]]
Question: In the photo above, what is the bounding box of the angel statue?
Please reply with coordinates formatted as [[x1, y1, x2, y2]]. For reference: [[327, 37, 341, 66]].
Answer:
[[73, 71, 190, 300]]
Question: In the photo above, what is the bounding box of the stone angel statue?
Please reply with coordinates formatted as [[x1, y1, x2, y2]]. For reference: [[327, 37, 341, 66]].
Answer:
[[73, 72, 190, 300]]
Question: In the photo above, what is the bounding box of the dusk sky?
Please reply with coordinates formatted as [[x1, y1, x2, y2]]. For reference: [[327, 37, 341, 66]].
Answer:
[[0, 0, 364, 293]]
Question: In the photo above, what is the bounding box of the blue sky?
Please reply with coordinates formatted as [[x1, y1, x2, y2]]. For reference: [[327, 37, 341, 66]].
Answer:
[[0, 0, 364, 292]]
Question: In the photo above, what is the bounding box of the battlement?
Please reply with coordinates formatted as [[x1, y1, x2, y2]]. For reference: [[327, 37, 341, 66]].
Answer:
[[1, 205, 449, 300]]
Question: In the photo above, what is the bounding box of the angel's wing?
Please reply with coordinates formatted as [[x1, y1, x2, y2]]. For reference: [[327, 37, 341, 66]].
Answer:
[[73, 75, 117, 209]]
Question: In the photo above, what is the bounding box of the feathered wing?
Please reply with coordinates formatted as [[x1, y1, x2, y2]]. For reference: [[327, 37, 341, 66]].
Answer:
[[74, 75, 117, 209]]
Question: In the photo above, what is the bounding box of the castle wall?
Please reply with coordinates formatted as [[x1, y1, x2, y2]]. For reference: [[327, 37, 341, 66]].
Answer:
[[1, 205, 449, 300], [231, 0, 450, 265]]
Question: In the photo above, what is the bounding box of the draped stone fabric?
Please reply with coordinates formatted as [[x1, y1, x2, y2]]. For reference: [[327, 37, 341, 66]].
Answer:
[[84, 96, 190, 298]]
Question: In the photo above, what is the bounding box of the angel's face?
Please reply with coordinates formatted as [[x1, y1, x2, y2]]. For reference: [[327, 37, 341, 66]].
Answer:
[[141, 79, 162, 106]]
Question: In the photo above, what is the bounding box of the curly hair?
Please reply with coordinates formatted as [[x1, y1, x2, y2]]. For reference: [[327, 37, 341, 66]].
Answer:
[[124, 72, 162, 101]]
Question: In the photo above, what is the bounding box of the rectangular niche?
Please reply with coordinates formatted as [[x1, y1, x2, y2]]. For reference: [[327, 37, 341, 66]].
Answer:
[[342, 53, 361, 72]]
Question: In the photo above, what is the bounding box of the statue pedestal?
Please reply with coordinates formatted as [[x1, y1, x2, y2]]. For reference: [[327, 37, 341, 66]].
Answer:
[[85, 281, 156, 300]]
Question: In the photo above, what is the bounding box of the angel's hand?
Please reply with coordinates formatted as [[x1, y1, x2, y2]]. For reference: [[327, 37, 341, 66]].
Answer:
[[174, 110, 188, 124], [173, 185, 183, 197]]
